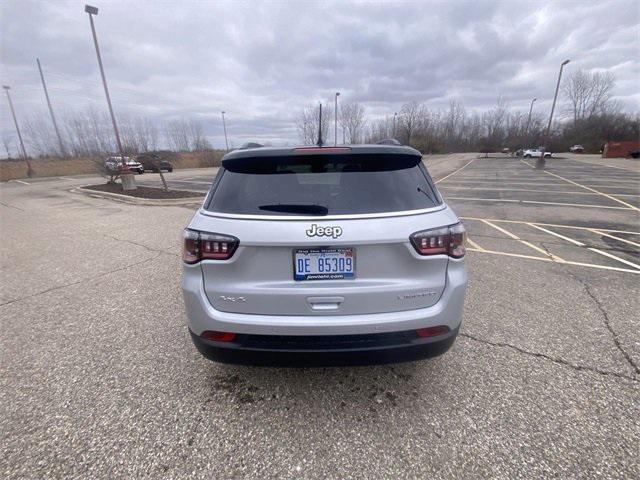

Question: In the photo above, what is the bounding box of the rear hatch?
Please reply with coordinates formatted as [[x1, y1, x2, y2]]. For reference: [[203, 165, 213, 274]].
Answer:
[[193, 149, 455, 316]]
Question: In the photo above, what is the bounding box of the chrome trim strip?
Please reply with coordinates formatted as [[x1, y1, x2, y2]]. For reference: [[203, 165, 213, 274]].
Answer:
[[198, 204, 447, 221]]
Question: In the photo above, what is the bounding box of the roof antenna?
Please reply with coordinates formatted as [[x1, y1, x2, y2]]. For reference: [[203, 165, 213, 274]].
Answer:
[[317, 102, 324, 147]]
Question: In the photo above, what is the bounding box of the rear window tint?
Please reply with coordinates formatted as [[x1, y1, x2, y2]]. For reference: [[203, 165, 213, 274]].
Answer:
[[206, 153, 440, 216]]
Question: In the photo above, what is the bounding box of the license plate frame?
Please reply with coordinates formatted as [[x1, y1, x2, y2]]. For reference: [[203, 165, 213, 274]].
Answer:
[[293, 247, 356, 281]]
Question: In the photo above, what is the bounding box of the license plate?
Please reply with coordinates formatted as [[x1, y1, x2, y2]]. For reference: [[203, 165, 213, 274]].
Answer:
[[294, 248, 355, 281]]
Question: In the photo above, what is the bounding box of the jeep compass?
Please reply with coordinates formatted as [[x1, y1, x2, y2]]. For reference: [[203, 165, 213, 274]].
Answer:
[[181, 143, 467, 366]]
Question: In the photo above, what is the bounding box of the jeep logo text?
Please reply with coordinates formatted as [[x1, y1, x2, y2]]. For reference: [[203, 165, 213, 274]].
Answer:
[[306, 224, 343, 238]]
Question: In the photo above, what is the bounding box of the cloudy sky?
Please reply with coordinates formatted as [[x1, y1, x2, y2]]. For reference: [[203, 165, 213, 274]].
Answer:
[[1, 0, 638, 150]]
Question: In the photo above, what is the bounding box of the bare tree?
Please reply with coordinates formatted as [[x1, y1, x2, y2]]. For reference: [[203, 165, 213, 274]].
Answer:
[[563, 70, 617, 124], [2, 134, 14, 159], [398, 101, 427, 146], [339, 102, 366, 144]]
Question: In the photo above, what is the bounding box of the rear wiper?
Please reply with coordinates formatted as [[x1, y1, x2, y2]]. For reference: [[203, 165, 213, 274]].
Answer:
[[417, 185, 436, 202], [258, 204, 329, 215]]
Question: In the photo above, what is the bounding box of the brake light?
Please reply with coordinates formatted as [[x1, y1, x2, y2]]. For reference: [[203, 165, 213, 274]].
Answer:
[[293, 147, 351, 154], [201, 330, 236, 342], [410, 223, 466, 258], [182, 229, 238, 263]]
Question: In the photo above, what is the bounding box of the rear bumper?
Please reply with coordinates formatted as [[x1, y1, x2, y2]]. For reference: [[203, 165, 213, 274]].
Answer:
[[190, 327, 458, 366], [182, 257, 466, 337]]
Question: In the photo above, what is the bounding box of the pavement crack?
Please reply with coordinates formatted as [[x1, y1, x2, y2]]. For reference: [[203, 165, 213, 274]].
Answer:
[[0, 201, 25, 211], [537, 240, 640, 377], [102, 234, 180, 257], [459, 332, 637, 382], [0, 253, 163, 308]]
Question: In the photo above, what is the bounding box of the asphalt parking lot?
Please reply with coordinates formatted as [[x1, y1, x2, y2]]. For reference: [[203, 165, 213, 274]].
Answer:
[[1, 154, 639, 479]]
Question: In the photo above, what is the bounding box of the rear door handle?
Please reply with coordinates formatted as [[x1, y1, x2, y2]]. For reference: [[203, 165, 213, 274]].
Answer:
[[307, 296, 344, 311]]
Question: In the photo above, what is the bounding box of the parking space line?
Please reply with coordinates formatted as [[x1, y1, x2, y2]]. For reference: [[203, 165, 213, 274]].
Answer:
[[588, 248, 640, 270], [482, 219, 564, 261], [169, 179, 212, 185], [461, 217, 640, 236], [520, 159, 640, 212], [527, 223, 584, 246], [9, 179, 30, 185], [466, 248, 640, 274], [589, 230, 640, 248], [439, 186, 639, 197], [447, 196, 632, 210], [434, 159, 475, 184], [526, 223, 640, 271], [466, 238, 485, 250], [441, 180, 637, 189]]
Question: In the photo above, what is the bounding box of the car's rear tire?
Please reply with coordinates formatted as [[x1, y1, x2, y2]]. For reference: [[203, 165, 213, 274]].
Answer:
[[524, 154, 531, 158]]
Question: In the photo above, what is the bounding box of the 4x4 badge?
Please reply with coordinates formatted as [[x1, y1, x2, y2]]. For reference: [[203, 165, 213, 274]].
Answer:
[[306, 224, 343, 238]]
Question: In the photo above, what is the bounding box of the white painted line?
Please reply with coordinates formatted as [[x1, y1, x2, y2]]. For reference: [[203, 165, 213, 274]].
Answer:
[[9, 179, 30, 185], [481, 219, 564, 261], [461, 217, 640, 236], [434, 158, 475, 184], [439, 186, 622, 196], [589, 230, 640, 248], [520, 159, 640, 212], [446, 196, 632, 210], [58, 177, 75, 181], [466, 238, 485, 251], [466, 248, 640, 274], [587, 248, 640, 270], [527, 224, 585, 246], [526, 223, 640, 271]]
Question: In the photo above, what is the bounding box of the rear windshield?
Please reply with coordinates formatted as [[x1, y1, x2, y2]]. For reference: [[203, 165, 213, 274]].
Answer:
[[206, 153, 440, 216]]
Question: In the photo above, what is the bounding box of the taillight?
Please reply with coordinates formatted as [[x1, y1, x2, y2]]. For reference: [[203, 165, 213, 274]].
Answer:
[[410, 223, 466, 258], [182, 229, 238, 263]]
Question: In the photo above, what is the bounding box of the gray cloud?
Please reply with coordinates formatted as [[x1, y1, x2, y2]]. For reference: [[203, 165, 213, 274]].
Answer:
[[1, 0, 638, 149]]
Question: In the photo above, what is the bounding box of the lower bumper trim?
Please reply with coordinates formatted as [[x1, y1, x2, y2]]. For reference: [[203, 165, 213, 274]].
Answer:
[[189, 327, 458, 367]]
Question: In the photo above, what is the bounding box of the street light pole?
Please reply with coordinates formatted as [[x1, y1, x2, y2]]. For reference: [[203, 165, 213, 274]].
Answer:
[[538, 59, 570, 169], [3, 85, 33, 177], [525, 97, 537, 134], [84, 4, 135, 188], [334, 92, 340, 146], [393, 112, 398, 138], [221, 111, 229, 152], [37, 58, 66, 157]]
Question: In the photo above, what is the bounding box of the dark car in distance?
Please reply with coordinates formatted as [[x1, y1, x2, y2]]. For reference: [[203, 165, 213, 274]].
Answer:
[[137, 153, 174, 173]]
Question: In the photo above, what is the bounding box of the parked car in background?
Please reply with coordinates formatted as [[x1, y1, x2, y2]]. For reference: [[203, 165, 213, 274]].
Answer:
[[104, 156, 144, 174], [501, 148, 510, 154], [523, 148, 552, 158], [629, 150, 640, 159], [569, 145, 585, 153], [137, 153, 174, 172]]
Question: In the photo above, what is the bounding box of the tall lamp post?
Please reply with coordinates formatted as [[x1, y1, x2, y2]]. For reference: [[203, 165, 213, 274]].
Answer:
[[2, 85, 33, 177], [84, 4, 135, 189], [334, 92, 340, 145], [221, 111, 229, 152], [393, 112, 398, 138], [525, 97, 537, 134], [37, 59, 66, 157], [538, 59, 570, 169]]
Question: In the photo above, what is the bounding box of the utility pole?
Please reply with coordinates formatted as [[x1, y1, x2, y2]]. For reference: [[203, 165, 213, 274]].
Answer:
[[538, 59, 570, 169], [37, 58, 66, 157], [334, 92, 340, 146], [317, 102, 323, 147], [84, 5, 135, 189], [221, 111, 229, 152], [2, 85, 33, 177]]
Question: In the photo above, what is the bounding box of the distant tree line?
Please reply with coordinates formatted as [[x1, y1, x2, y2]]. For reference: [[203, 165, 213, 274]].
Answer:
[[297, 69, 639, 154], [2, 108, 213, 159]]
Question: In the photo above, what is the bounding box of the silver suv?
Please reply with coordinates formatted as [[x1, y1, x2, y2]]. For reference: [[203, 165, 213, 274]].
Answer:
[[181, 144, 467, 365]]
